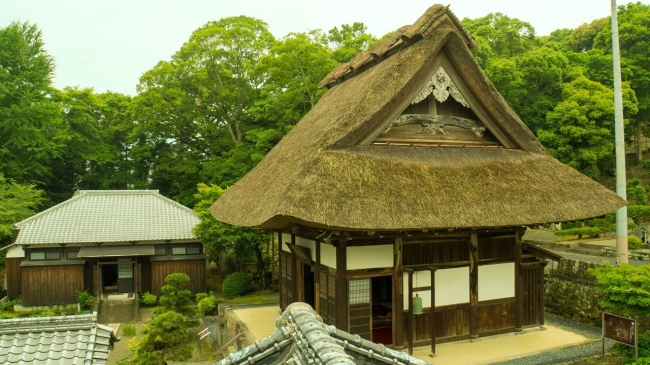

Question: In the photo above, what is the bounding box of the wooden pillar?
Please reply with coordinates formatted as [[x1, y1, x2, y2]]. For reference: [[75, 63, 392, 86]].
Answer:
[[291, 234, 299, 304], [315, 239, 321, 313], [515, 230, 523, 332], [429, 266, 437, 356], [393, 237, 404, 348], [539, 262, 547, 328], [406, 268, 414, 355], [94, 260, 100, 298], [469, 233, 479, 339], [335, 240, 348, 330]]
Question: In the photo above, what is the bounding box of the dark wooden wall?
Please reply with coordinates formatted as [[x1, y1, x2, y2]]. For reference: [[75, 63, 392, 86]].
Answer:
[[150, 259, 206, 296], [404, 240, 469, 265], [522, 264, 545, 326], [279, 251, 293, 310], [6, 258, 22, 299], [349, 303, 371, 340], [318, 269, 337, 326], [21, 265, 85, 306], [140, 258, 152, 293]]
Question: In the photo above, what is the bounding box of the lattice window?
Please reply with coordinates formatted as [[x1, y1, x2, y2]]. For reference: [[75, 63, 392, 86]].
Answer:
[[349, 279, 370, 304], [118, 258, 133, 279]]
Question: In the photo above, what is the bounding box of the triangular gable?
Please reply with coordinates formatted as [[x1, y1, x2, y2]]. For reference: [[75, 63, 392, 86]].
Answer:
[[362, 51, 520, 149]]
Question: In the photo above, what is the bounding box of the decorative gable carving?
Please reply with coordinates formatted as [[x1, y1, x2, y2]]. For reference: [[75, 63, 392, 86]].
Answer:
[[370, 59, 505, 148]]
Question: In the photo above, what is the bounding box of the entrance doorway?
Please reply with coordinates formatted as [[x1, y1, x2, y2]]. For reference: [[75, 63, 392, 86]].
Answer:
[[100, 258, 134, 294], [371, 276, 393, 345], [303, 263, 315, 308], [101, 265, 118, 292]]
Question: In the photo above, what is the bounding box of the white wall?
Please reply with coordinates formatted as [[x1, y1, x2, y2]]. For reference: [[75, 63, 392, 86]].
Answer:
[[295, 236, 316, 262], [6, 245, 24, 258], [320, 242, 337, 269], [347, 245, 392, 269], [403, 267, 469, 309], [478, 262, 515, 301]]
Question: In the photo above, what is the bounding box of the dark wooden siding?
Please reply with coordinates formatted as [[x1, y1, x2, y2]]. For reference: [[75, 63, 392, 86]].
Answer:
[[318, 269, 337, 326], [403, 240, 469, 266], [6, 258, 23, 299], [83, 260, 94, 292], [279, 252, 293, 310], [140, 258, 151, 293], [478, 237, 515, 260], [21, 265, 85, 306], [522, 265, 544, 326], [349, 303, 371, 340], [404, 305, 471, 344], [150, 259, 206, 296], [478, 298, 515, 334]]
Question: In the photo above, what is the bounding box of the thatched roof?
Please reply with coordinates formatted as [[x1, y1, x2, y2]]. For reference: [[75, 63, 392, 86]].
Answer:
[[210, 4, 624, 231]]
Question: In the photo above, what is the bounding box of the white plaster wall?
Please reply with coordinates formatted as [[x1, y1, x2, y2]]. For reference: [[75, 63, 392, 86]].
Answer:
[[281, 233, 291, 252], [295, 236, 316, 262], [347, 245, 392, 269], [403, 267, 469, 309], [6, 245, 24, 258], [478, 262, 515, 301], [320, 242, 337, 269]]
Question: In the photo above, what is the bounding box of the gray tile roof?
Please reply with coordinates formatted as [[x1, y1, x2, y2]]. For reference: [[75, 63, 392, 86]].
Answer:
[[216, 302, 431, 365], [0, 312, 118, 365], [14, 190, 200, 245]]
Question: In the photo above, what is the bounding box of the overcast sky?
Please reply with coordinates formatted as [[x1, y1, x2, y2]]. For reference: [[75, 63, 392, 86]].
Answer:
[[1, 0, 644, 96]]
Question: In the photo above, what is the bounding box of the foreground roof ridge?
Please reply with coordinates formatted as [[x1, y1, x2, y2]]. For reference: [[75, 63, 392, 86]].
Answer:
[[216, 302, 431, 365]]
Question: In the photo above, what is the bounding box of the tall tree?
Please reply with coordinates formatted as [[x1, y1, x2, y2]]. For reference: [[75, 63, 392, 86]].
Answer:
[[0, 22, 65, 183], [0, 174, 44, 248], [327, 22, 378, 64]]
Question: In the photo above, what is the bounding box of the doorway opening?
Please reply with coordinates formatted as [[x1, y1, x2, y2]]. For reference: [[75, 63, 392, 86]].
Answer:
[[101, 265, 118, 293], [303, 263, 315, 308], [372, 275, 393, 345]]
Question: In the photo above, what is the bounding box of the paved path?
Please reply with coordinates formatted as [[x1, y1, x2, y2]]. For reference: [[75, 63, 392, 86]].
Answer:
[[232, 306, 281, 339]]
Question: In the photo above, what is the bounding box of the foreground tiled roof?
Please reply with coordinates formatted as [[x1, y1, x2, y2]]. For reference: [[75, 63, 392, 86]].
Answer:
[[0, 312, 117, 365], [14, 190, 200, 245], [216, 302, 431, 365]]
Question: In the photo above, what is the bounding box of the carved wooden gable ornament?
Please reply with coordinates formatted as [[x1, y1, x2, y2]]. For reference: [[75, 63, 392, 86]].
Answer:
[[369, 55, 508, 149]]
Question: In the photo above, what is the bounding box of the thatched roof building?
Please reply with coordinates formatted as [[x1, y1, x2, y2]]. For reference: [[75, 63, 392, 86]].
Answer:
[[211, 4, 624, 231]]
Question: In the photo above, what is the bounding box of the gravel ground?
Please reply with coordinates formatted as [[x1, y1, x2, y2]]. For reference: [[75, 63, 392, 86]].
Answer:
[[490, 314, 616, 365]]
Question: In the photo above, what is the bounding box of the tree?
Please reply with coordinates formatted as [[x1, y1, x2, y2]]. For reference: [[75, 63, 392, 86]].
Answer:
[[154, 273, 195, 317], [590, 263, 650, 316], [193, 183, 271, 286], [0, 174, 44, 248], [0, 21, 65, 183], [121, 311, 193, 365], [326, 22, 378, 63]]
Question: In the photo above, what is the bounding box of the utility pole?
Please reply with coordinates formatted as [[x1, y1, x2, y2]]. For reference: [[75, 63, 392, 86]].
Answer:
[[611, 0, 628, 264]]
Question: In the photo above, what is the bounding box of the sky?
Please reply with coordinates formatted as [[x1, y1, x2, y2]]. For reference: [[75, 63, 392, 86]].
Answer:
[[1, 0, 645, 96]]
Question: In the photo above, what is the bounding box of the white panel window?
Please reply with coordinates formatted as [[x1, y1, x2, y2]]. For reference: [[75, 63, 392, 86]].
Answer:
[[349, 279, 370, 304], [30, 252, 45, 260], [172, 247, 186, 255], [118, 258, 133, 279], [478, 262, 515, 301], [404, 267, 471, 309], [347, 245, 392, 269], [320, 242, 337, 269]]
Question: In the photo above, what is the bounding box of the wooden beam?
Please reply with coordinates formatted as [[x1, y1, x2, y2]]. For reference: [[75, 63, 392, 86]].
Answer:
[[291, 234, 298, 306], [346, 267, 393, 279], [515, 231, 523, 332], [315, 239, 321, 313], [335, 241, 348, 330], [393, 237, 404, 348], [277, 231, 284, 310], [469, 233, 479, 339], [406, 268, 414, 356]]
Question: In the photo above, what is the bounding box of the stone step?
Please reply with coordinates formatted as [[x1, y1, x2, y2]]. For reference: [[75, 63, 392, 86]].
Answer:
[[98, 300, 135, 324]]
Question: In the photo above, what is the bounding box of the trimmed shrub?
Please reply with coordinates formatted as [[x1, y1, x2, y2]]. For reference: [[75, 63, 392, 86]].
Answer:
[[140, 292, 158, 307], [195, 293, 209, 303], [222, 272, 252, 299], [629, 235, 644, 250], [198, 296, 222, 316], [76, 290, 95, 310], [560, 221, 583, 230], [554, 227, 603, 239]]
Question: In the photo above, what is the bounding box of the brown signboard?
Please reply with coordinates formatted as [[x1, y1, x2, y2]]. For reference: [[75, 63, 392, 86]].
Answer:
[[603, 312, 636, 347]]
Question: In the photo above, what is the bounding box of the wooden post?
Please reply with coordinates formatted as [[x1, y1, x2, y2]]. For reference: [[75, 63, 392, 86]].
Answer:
[[315, 239, 321, 313], [469, 233, 479, 339], [393, 237, 404, 348], [539, 262, 547, 328], [429, 266, 437, 356], [277, 232, 283, 309], [335, 240, 348, 330], [291, 234, 298, 304], [406, 268, 414, 356], [515, 230, 523, 332]]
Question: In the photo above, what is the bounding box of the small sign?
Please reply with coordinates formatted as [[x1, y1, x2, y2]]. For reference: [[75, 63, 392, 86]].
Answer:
[[603, 312, 636, 347], [198, 328, 211, 339]]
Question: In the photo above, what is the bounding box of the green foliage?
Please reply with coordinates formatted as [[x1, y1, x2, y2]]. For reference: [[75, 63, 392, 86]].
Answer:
[[617, 330, 650, 363], [121, 323, 137, 336], [0, 311, 17, 319], [76, 290, 95, 310], [0, 21, 65, 183], [554, 227, 602, 238], [326, 22, 378, 63], [629, 235, 644, 250], [121, 311, 192, 365], [198, 296, 221, 316], [1, 297, 20, 312], [195, 293, 208, 303], [155, 273, 195, 317], [0, 175, 45, 249], [222, 272, 253, 299], [628, 179, 648, 205], [35, 310, 57, 317], [628, 205, 650, 223], [560, 221, 583, 230], [589, 263, 650, 316], [139, 292, 157, 307]]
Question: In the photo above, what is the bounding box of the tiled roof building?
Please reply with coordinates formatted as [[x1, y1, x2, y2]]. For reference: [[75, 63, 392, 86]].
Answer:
[[0, 313, 118, 365], [217, 302, 431, 365]]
